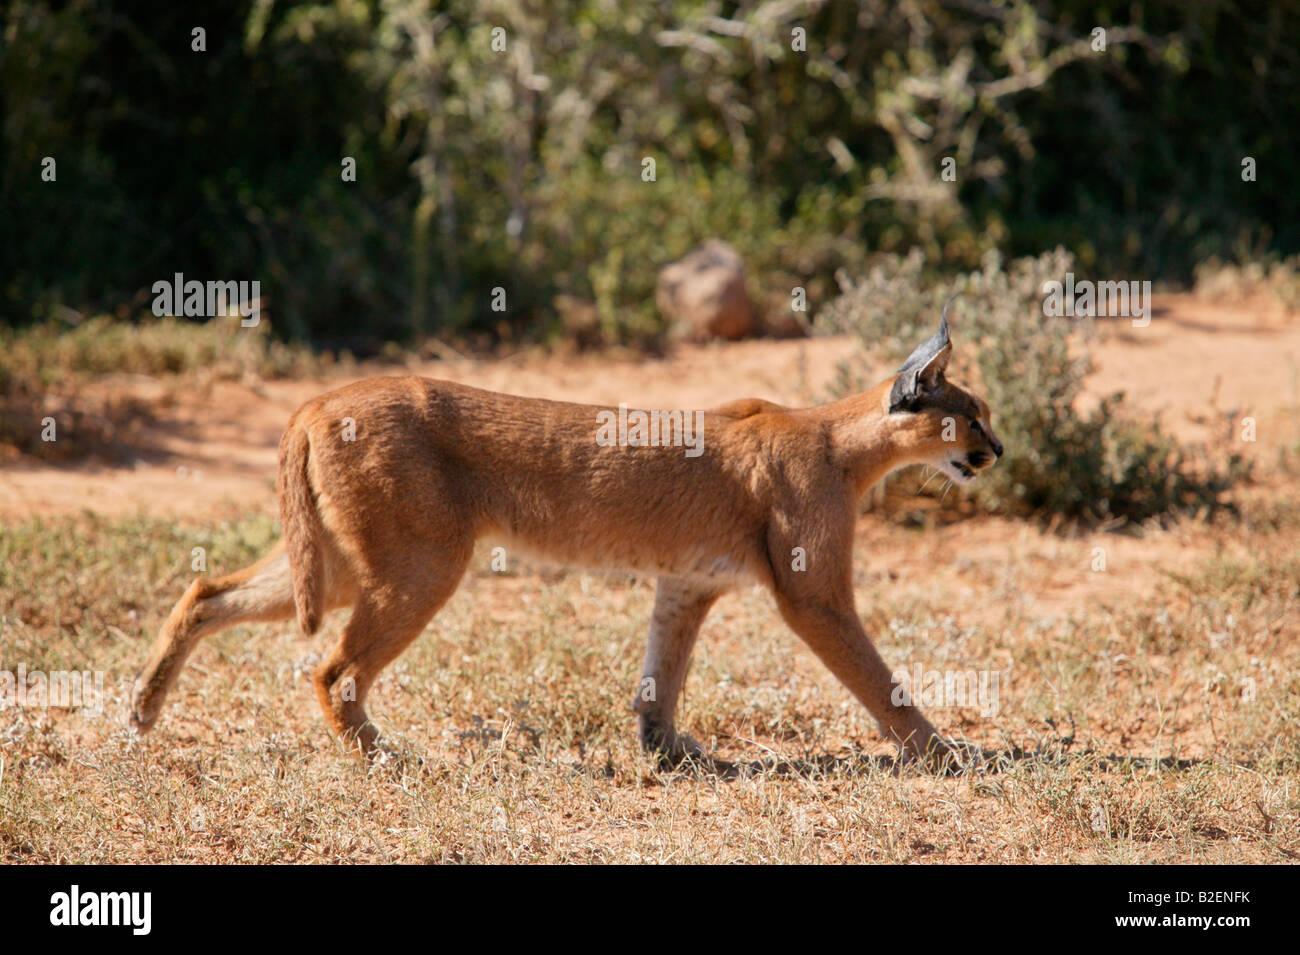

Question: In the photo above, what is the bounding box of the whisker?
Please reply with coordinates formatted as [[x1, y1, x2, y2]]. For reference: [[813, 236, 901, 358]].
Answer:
[[918, 467, 942, 495], [941, 480, 953, 504]]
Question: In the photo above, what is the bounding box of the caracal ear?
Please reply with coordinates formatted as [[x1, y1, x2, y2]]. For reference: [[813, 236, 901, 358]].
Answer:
[[888, 302, 953, 412]]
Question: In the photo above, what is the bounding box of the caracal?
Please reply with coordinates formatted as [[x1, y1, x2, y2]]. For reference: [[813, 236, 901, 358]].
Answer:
[[131, 310, 1003, 769]]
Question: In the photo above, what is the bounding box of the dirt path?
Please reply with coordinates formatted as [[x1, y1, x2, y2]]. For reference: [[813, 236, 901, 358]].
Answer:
[[1, 294, 1295, 523]]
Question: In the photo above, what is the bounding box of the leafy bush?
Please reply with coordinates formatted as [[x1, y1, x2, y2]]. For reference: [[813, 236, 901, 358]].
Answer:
[[529, 163, 867, 345], [6, 1, 1297, 344], [817, 249, 1249, 523]]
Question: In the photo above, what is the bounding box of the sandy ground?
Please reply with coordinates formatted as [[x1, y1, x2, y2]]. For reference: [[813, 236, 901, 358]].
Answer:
[[2, 293, 1296, 523]]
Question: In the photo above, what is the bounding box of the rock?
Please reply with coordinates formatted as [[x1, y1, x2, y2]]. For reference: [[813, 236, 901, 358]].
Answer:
[[554, 294, 602, 348], [656, 240, 754, 341]]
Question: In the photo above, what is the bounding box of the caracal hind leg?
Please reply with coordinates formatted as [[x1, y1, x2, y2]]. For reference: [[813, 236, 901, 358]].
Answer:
[[634, 578, 721, 765], [131, 543, 304, 731], [314, 544, 471, 758]]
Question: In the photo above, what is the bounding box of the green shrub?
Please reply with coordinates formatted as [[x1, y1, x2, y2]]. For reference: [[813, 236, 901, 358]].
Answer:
[[817, 249, 1249, 524], [528, 162, 868, 345]]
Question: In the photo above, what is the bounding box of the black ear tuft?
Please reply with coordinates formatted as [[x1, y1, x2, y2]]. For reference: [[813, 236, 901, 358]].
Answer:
[[937, 296, 953, 342], [888, 304, 954, 412]]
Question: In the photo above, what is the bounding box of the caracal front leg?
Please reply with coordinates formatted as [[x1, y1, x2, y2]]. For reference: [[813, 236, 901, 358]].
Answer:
[[764, 513, 954, 768], [773, 594, 951, 765], [634, 578, 721, 765]]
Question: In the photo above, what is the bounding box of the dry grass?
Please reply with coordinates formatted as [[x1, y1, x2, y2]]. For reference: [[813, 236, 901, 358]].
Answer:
[[2, 496, 1296, 863], [0, 315, 333, 462]]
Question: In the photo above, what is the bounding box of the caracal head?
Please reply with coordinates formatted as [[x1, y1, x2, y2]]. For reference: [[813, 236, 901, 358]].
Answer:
[[885, 302, 1004, 487]]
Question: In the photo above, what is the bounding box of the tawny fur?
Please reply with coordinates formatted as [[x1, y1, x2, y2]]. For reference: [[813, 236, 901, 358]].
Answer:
[[131, 330, 1002, 767]]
